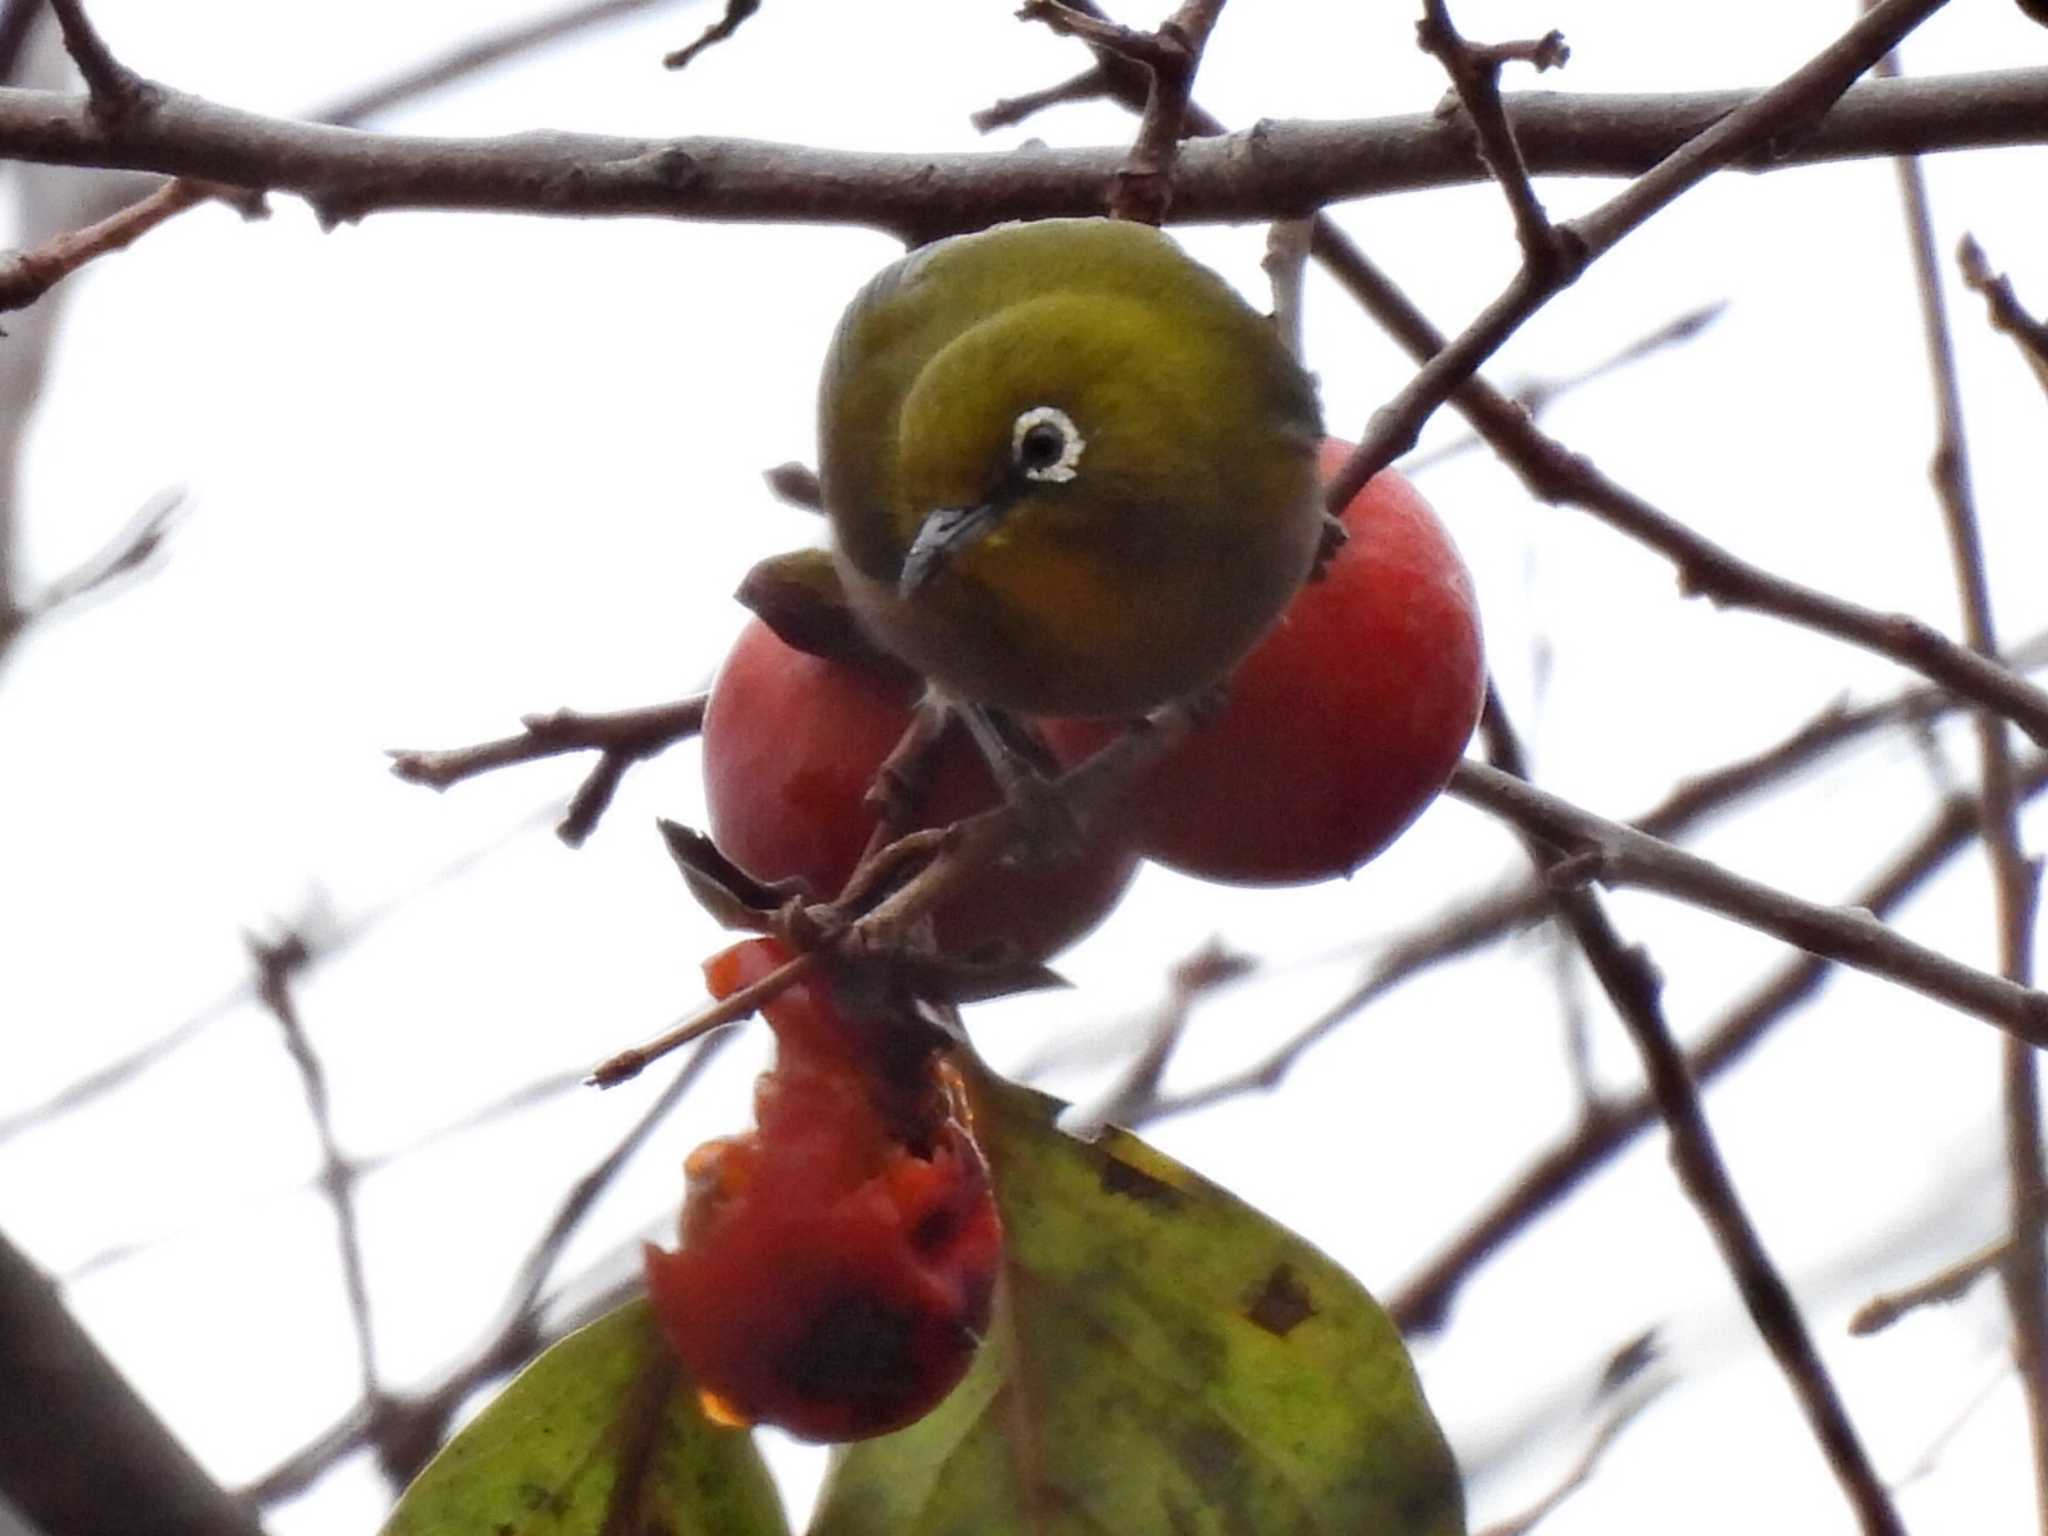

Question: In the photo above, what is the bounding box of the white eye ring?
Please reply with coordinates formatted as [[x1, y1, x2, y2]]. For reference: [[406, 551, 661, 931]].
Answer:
[[1012, 405, 1084, 484]]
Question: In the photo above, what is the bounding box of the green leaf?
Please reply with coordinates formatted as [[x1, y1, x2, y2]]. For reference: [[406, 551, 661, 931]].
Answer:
[[381, 1297, 788, 1536], [812, 1072, 1466, 1535]]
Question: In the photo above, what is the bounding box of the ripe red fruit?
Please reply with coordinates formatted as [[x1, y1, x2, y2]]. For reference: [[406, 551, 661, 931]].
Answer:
[[1043, 443, 1483, 885], [702, 616, 1139, 959], [645, 939, 1003, 1443]]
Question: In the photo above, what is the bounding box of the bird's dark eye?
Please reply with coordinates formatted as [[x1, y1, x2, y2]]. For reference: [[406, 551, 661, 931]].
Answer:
[[1019, 422, 1064, 469], [1011, 405, 1084, 483]]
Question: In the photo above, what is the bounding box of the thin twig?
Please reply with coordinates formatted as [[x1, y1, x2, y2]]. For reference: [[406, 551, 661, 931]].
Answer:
[[1063, 940, 1253, 1137], [389, 698, 705, 790], [970, 64, 1110, 133], [1414, 1, 1572, 274], [587, 700, 1199, 1087], [1850, 1236, 2008, 1336], [246, 930, 385, 1462], [1474, 1380, 1668, 1536], [1018, 0, 1227, 224], [1893, 1356, 2015, 1492], [1476, 698, 1902, 1536], [0, 181, 209, 312], [25, 487, 183, 613], [318, 0, 690, 124], [1263, 216, 1312, 362], [663, 0, 760, 71], [45, 0, 151, 125], [588, 946, 818, 1088], [1958, 235, 2048, 399], [388, 696, 706, 846], [1876, 31, 2048, 1512]]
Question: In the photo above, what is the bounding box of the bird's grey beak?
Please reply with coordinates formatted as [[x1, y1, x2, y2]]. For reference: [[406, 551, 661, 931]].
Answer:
[[899, 503, 1004, 596]]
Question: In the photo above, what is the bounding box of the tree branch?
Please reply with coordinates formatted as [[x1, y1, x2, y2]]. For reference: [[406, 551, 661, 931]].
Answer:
[[0, 0, 694, 316], [1959, 234, 2048, 399], [45, 0, 152, 126], [246, 931, 387, 1473], [0, 66, 2043, 234], [0, 1228, 269, 1536], [1450, 757, 2048, 1048], [388, 696, 706, 848]]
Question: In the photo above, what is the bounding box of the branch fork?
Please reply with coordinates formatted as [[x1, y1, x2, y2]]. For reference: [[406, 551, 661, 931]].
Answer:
[[48, 0, 156, 130]]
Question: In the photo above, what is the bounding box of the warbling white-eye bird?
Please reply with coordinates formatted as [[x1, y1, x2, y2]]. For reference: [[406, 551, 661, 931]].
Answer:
[[819, 217, 1328, 721]]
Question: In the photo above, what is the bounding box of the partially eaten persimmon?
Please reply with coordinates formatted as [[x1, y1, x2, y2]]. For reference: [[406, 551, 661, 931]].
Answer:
[[644, 939, 1003, 1442]]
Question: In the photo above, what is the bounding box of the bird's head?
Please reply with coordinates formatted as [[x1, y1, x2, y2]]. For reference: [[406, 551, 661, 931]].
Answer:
[[887, 290, 1198, 600]]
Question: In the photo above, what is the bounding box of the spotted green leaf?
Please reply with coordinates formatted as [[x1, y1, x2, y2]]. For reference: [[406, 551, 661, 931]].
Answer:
[[811, 1070, 1465, 1535], [381, 1297, 786, 1536]]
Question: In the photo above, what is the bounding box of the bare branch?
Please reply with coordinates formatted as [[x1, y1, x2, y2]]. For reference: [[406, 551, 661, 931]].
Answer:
[[320, 0, 690, 125], [1449, 757, 2048, 1048], [1, 66, 2045, 235], [26, 487, 183, 614], [1262, 216, 1312, 362], [0, 179, 207, 312], [1063, 940, 1254, 1137], [663, 0, 761, 71], [1475, 1379, 1667, 1536], [45, 0, 152, 126], [971, 64, 1110, 134], [1850, 1236, 2007, 1336], [246, 931, 391, 1478], [0, 1230, 268, 1536], [1959, 234, 2048, 399], [388, 697, 706, 847], [1415, 1, 1572, 273]]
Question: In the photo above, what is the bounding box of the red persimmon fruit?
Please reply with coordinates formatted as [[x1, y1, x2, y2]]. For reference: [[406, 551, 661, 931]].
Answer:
[[1043, 442, 1483, 885]]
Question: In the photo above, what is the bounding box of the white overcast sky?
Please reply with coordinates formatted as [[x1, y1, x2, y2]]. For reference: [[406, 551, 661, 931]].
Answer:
[[5, 2, 2048, 1532]]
